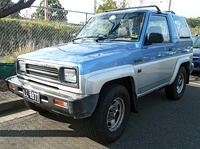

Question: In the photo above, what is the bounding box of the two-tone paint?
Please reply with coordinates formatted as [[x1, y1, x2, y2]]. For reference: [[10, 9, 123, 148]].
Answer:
[[6, 9, 193, 119]]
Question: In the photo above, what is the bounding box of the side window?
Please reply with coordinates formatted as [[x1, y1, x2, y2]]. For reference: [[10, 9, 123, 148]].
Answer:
[[172, 15, 191, 38], [145, 15, 170, 45]]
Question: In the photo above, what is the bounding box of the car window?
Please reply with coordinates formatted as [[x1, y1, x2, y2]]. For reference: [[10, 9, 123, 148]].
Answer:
[[172, 15, 191, 38], [193, 36, 200, 48], [145, 15, 170, 45]]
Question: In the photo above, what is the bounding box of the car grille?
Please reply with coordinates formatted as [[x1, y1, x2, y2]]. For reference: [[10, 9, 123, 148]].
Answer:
[[26, 64, 59, 81]]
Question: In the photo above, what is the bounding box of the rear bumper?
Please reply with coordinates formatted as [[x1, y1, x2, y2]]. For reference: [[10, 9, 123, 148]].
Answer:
[[6, 75, 99, 119]]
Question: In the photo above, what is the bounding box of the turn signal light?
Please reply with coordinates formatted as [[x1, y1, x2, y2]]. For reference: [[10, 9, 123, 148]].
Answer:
[[54, 99, 68, 109], [9, 83, 15, 90]]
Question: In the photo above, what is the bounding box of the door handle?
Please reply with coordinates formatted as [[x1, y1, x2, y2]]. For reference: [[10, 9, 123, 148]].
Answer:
[[169, 48, 173, 51]]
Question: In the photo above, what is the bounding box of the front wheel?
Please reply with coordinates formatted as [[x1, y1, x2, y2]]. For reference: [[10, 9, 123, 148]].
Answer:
[[87, 84, 130, 144], [165, 66, 187, 100]]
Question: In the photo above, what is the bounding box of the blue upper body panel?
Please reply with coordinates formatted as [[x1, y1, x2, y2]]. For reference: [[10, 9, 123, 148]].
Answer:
[[18, 10, 193, 75], [18, 38, 192, 75], [18, 40, 138, 75]]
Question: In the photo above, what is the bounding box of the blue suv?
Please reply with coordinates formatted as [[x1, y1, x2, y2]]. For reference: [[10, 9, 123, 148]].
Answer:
[[7, 6, 193, 144]]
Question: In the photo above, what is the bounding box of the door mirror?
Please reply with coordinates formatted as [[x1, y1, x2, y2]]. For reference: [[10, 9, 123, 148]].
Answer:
[[148, 33, 164, 45]]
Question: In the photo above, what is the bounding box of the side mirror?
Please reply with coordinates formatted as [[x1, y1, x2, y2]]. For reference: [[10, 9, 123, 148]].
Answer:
[[148, 33, 164, 45]]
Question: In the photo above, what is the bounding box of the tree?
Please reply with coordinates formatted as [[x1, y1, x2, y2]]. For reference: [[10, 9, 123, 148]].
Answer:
[[186, 17, 200, 28], [192, 26, 200, 35], [117, 0, 130, 8], [186, 17, 200, 36], [97, 0, 117, 13], [31, 0, 67, 22], [1, 0, 21, 18], [97, 0, 130, 13], [0, 0, 35, 18]]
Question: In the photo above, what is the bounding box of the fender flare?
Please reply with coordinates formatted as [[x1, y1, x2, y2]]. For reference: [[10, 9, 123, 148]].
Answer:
[[84, 65, 137, 94], [169, 57, 191, 85], [83, 65, 139, 112]]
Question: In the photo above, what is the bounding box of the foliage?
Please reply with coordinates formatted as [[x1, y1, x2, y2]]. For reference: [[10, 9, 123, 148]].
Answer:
[[0, 0, 12, 10], [2, 44, 35, 63], [97, 0, 117, 13], [186, 17, 200, 28], [0, 18, 83, 57], [96, 0, 130, 13], [186, 17, 200, 36], [117, 0, 129, 8], [31, 0, 67, 21], [0, 0, 35, 18], [192, 26, 200, 36], [0, 0, 20, 18]]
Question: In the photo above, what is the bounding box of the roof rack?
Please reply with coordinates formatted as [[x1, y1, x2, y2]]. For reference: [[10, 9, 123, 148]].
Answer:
[[106, 5, 161, 13], [164, 11, 175, 14]]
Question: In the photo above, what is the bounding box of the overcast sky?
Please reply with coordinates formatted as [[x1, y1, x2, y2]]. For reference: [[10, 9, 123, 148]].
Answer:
[[12, 0, 198, 17], [13, 0, 200, 23], [59, 0, 200, 18]]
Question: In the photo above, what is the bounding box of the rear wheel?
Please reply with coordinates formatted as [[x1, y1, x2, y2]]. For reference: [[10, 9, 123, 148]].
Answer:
[[165, 66, 187, 100], [87, 84, 130, 144]]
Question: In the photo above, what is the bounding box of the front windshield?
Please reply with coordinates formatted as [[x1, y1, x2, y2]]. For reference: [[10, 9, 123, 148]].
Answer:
[[193, 36, 200, 48], [77, 12, 145, 41]]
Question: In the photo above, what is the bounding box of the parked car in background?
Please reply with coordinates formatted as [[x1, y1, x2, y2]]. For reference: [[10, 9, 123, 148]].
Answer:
[[192, 35, 200, 72]]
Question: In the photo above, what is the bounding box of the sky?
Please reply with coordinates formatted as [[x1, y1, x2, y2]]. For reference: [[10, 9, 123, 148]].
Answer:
[[13, 0, 200, 23]]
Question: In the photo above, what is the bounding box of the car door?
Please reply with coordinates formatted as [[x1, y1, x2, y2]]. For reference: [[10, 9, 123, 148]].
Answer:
[[135, 14, 176, 96]]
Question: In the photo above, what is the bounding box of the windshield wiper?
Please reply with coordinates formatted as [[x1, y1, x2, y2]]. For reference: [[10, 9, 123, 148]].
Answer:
[[72, 35, 108, 42], [72, 36, 96, 42], [72, 37, 82, 42], [95, 35, 108, 42], [108, 35, 138, 40]]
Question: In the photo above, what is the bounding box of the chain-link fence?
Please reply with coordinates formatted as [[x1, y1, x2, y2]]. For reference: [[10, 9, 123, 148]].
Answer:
[[0, 5, 94, 78]]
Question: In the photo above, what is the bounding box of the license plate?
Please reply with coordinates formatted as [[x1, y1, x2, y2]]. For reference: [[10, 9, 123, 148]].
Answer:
[[23, 88, 40, 103]]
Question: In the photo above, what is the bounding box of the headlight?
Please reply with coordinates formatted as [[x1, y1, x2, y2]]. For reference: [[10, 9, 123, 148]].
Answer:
[[63, 69, 77, 83], [18, 60, 26, 73]]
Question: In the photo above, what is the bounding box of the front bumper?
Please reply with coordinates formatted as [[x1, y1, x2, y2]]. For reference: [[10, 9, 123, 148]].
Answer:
[[6, 75, 99, 119]]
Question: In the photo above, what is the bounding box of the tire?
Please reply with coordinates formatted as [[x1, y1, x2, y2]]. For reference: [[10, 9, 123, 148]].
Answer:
[[87, 84, 130, 144], [24, 100, 45, 112], [165, 66, 187, 100]]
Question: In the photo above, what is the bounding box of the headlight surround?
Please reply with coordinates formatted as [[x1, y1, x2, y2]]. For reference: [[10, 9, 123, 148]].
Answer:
[[63, 68, 77, 83], [18, 60, 26, 74]]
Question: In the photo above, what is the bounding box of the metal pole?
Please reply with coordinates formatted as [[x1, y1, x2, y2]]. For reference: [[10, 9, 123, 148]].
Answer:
[[168, 0, 172, 11], [45, 0, 48, 20], [94, 0, 96, 14]]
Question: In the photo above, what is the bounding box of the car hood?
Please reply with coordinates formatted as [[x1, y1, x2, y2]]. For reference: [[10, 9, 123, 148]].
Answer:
[[18, 41, 136, 64]]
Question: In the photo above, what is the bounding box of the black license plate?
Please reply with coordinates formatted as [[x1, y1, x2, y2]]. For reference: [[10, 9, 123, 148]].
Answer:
[[23, 88, 40, 103]]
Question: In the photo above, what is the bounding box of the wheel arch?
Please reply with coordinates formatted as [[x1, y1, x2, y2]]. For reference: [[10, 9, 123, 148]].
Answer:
[[169, 57, 191, 85], [99, 77, 138, 113], [181, 62, 191, 84]]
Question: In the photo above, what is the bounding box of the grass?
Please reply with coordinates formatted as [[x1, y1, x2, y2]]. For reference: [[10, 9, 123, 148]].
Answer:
[[1, 42, 36, 63]]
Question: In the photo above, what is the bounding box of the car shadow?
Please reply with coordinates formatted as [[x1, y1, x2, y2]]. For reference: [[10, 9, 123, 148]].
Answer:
[[0, 85, 200, 148]]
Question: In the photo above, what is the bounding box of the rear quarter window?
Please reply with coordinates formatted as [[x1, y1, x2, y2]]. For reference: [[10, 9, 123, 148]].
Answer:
[[172, 15, 191, 38]]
